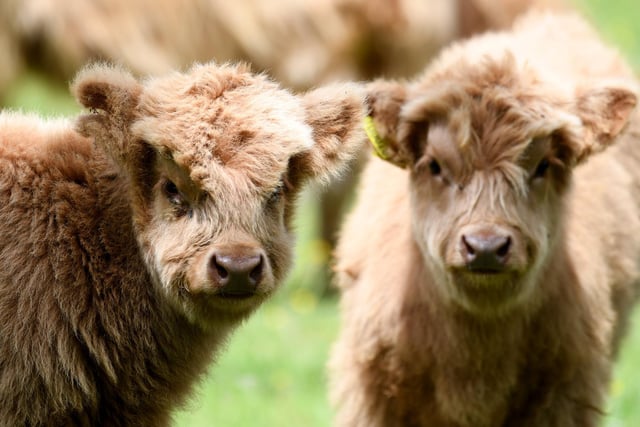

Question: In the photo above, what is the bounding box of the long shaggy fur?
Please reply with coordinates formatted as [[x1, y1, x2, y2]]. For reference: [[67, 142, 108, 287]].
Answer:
[[0, 62, 365, 426], [330, 12, 640, 427]]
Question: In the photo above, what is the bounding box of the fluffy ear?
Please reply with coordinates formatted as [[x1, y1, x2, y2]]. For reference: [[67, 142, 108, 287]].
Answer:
[[291, 83, 367, 185], [71, 63, 141, 161], [363, 79, 410, 168], [573, 83, 637, 162]]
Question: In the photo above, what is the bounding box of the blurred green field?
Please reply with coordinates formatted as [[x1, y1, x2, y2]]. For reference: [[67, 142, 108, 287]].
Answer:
[[174, 301, 640, 427], [3, 1, 640, 426]]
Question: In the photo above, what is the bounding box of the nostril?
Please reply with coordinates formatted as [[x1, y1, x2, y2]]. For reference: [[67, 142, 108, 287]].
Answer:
[[249, 255, 264, 284], [496, 236, 511, 258], [461, 235, 476, 257], [210, 255, 229, 282], [214, 257, 229, 279]]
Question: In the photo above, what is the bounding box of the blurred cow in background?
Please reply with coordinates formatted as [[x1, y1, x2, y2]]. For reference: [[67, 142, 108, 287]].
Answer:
[[0, 0, 567, 92]]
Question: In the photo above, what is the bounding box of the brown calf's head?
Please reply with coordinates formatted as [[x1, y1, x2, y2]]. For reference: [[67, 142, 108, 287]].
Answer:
[[72, 63, 364, 328], [367, 54, 636, 315]]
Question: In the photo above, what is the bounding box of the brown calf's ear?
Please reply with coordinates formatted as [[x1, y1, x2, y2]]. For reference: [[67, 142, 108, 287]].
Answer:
[[293, 82, 367, 185], [364, 79, 410, 168], [573, 83, 637, 162], [71, 63, 142, 161]]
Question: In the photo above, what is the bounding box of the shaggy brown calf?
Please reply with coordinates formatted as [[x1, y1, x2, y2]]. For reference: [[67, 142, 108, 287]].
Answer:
[[0, 63, 365, 426], [330, 12, 640, 427]]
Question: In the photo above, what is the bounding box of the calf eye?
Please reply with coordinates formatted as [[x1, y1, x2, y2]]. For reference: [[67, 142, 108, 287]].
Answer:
[[428, 159, 442, 176], [162, 179, 184, 205], [267, 184, 284, 207], [533, 158, 550, 179]]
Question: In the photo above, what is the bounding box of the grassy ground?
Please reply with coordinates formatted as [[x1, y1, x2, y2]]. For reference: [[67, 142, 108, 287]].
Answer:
[[607, 309, 640, 426], [173, 297, 340, 427], [3, 1, 640, 426], [173, 300, 640, 427]]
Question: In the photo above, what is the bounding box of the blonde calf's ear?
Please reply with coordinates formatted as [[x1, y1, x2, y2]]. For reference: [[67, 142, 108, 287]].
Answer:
[[71, 64, 141, 161], [364, 79, 410, 168], [573, 83, 637, 162], [295, 83, 367, 185]]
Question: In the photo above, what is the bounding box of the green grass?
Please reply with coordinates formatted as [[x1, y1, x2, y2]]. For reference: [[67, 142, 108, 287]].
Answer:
[[606, 309, 640, 426], [575, 0, 640, 70], [172, 301, 640, 426], [3, 71, 79, 116], [173, 296, 340, 427]]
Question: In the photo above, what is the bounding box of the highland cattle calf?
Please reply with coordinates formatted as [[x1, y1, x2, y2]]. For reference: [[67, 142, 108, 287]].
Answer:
[[330, 12, 640, 427], [0, 62, 365, 426]]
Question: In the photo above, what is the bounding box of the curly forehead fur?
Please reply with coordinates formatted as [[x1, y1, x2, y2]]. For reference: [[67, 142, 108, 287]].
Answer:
[[131, 63, 313, 195], [391, 12, 636, 189], [402, 56, 578, 194], [418, 11, 634, 89], [72, 62, 318, 206]]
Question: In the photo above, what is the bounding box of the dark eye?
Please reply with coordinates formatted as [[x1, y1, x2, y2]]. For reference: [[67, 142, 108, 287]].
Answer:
[[428, 159, 442, 176], [533, 158, 550, 179], [267, 184, 284, 206], [163, 180, 183, 205]]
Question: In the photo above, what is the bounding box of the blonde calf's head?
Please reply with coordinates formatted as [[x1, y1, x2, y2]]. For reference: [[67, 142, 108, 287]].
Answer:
[[367, 55, 636, 315], [72, 63, 364, 328]]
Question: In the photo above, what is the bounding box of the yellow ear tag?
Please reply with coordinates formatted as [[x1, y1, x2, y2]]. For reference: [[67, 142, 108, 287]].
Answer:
[[363, 115, 390, 160]]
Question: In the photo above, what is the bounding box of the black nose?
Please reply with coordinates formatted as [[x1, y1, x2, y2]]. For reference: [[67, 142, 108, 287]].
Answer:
[[461, 233, 511, 273], [209, 249, 264, 296]]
